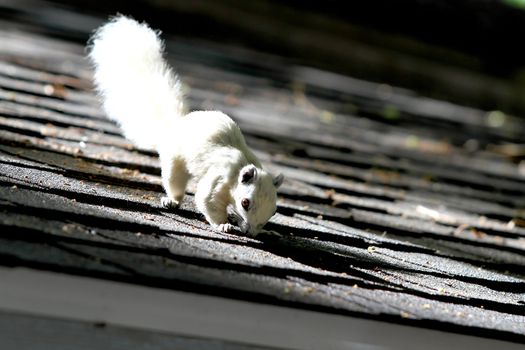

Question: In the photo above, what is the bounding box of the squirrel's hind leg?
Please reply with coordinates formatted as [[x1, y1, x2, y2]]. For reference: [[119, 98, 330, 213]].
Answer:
[[160, 156, 190, 209]]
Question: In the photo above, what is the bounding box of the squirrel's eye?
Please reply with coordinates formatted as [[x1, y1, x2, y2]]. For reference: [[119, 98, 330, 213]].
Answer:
[[241, 198, 250, 210]]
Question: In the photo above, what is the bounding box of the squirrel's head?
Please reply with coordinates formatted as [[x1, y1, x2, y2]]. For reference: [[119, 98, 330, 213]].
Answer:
[[229, 164, 284, 235]]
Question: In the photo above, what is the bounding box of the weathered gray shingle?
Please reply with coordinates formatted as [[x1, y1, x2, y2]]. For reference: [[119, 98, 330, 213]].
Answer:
[[0, 8, 524, 345]]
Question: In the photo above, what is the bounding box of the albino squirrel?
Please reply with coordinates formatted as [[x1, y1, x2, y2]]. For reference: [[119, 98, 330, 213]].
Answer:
[[88, 15, 283, 236]]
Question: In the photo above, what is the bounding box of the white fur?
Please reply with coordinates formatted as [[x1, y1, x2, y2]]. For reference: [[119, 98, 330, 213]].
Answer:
[[88, 15, 283, 235], [88, 15, 184, 149]]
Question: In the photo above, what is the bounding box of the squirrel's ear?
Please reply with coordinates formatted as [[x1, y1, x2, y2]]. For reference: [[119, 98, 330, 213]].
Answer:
[[273, 173, 284, 188], [241, 166, 257, 184]]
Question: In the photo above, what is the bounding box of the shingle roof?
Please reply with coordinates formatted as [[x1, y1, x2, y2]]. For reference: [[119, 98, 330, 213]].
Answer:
[[1, 8, 524, 345]]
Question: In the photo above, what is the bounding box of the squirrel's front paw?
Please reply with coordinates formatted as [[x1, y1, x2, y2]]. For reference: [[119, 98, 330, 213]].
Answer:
[[214, 223, 235, 233], [161, 196, 180, 209]]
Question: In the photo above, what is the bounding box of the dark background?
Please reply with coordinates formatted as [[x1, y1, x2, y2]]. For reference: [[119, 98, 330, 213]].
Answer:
[[3, 0, 525, 117]]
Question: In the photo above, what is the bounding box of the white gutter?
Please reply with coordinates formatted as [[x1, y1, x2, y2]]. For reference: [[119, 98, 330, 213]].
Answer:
[[0, 266, 521, 350]]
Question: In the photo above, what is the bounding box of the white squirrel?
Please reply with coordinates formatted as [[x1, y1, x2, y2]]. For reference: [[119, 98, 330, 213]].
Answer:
[[88, 15, 283, 236]]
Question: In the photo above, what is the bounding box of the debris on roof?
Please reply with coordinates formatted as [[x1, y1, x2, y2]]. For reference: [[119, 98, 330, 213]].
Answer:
[[0, 6, 524, 345]]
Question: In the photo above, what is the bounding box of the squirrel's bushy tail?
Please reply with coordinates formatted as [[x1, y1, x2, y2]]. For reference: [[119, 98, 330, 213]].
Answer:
[[88, 15, 184, 149]]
